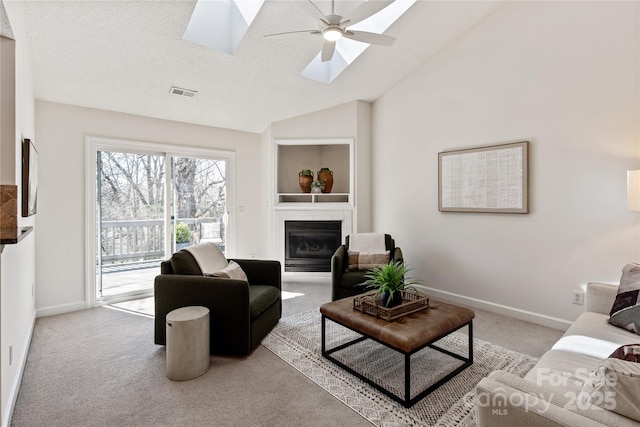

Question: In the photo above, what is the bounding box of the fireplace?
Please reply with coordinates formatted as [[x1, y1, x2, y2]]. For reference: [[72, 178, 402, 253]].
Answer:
[[284, 220, 342, 272]]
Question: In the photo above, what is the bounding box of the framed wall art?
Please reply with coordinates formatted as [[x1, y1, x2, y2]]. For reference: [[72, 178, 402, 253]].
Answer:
[[22, 138, 38, 217], [438, 141, 529, 213]]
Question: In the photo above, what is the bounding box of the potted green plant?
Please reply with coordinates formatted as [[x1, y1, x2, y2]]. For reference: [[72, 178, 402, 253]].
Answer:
[[175, 222, 191, 250], [362, 261, 421, 308], [311, 179, 325, 193]]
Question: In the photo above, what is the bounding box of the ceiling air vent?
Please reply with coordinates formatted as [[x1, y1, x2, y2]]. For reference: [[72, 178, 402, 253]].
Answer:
[[170, 86, 197, 98]]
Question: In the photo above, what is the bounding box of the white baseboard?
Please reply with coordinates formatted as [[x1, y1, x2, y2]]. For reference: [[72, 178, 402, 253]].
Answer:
[[36, 301, 86, 318], [282, 272, 331, 279], [417, 285, 573, 331], [2, 312, 36, 427]]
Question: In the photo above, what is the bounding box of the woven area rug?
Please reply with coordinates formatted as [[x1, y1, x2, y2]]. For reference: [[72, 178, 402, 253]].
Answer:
[[262, 309, 538, 427]]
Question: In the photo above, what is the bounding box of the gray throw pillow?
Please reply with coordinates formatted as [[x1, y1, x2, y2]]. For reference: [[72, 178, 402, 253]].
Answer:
[[609, 263, 640, 335]]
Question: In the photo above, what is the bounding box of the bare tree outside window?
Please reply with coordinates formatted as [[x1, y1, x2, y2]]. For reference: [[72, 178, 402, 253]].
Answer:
[[99, 151, 166, 221], [173, 157, 226, 221], [173, 157, 227, 251]]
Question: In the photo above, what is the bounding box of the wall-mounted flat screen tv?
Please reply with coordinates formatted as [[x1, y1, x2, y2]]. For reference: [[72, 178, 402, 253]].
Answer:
[[22, 138, 37, 217]]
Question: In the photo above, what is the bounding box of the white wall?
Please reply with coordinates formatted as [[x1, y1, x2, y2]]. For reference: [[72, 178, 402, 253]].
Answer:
[[1, 1, 36, 425], [259, 124, 273, 258], [34, 101, 264, 314], [371, 1, 640, 328]]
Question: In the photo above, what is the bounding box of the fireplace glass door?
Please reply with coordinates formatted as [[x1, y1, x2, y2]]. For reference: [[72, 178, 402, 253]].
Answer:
[[285, 221, 341, 272]]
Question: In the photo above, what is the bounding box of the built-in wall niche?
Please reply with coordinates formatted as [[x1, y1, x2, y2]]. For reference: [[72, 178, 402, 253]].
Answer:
[[275, 138, 353, 205]]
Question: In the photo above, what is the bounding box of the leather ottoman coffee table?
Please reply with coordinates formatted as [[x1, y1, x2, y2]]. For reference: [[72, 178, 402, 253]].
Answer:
[[320, 297, 475, 407]]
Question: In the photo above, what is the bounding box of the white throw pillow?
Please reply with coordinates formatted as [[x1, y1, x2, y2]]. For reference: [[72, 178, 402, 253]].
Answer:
[[184, 242, 228, 275], [348, 233, 386, 253], [207, 261, 248, 282]]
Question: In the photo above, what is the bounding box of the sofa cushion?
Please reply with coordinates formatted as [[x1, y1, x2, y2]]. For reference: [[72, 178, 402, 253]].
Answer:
[[587, 282, 620, 315], [582, 357, 640, 422], [207, 261, 248, 281], [609, 263, 640, 335], [248, 285, 280, 320], [558, 312, 639, 357], [347, 250, 390, 271], [524, 349, 603, 393]]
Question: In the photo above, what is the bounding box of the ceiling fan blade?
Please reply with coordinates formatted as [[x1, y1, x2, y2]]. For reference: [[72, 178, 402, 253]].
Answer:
[[264, 29, 319, 38], [299, 0, 327, 21], [321, 40, 336, 62], [344, 30, 395, 46], [343, 0, 394, 27]]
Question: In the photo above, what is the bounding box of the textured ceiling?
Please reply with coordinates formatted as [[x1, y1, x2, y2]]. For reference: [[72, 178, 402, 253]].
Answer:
[[18, 0, 502, 133]]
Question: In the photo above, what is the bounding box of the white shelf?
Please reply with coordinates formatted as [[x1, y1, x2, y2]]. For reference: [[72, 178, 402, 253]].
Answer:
[[277, 193, 350, 204], [274, 138, 354, 207]]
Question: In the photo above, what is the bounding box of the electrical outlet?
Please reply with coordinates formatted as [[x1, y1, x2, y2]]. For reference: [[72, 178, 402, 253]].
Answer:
[[572, 290, 584, 306]]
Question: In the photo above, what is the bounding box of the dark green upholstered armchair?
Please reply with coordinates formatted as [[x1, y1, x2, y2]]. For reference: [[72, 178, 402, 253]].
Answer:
[[331, 234, 403, 301], [154, 250, 281, 356]]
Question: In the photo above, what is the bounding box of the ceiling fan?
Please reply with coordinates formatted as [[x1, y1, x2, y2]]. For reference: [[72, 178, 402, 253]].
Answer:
[[265, 0, 396, 62]]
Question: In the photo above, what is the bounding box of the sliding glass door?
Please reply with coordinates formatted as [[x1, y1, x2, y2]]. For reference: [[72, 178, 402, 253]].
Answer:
[[96, 150, 167, 299], [171, 156, 227, 254], [91, 140, 231, 303]]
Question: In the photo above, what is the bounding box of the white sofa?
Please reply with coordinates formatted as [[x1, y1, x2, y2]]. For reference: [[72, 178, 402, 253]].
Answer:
[[475, 282, 640, 426]]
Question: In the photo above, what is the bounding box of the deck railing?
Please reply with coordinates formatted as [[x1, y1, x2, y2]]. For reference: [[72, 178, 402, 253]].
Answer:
[[100, 218, 222, 264], [100, 219, 164, 263]]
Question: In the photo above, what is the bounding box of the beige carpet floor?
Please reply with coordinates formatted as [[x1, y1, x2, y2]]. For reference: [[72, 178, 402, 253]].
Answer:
[[10, 277, 564, 426]]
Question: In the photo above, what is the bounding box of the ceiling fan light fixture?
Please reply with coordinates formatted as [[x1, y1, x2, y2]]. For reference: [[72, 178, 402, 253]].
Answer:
[[322, 28, 342, 42]]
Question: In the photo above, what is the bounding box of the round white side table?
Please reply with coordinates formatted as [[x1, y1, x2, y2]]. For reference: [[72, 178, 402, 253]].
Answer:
[[165, 306, 210, 381]]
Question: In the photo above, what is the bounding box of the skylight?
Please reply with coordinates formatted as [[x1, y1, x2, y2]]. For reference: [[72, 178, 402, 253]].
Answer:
[[301, 0, 417, 84], [183, 0, 415, 83], [183, 0, 266, 55]]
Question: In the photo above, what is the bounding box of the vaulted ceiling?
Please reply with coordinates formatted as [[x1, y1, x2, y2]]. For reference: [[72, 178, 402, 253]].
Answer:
[[18, 0, 502, 133]]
